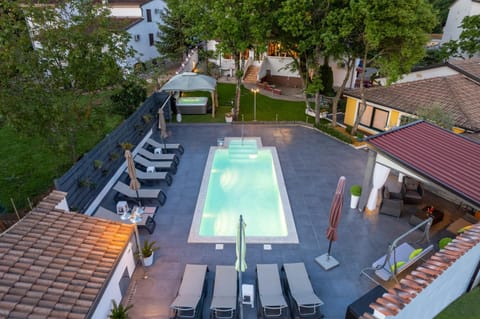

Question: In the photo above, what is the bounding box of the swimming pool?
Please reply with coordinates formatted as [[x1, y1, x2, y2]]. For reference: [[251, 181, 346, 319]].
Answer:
[[188, 137, 298, 243]]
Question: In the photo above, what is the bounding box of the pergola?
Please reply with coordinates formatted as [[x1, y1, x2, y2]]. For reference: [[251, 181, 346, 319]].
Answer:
[[160, 72, 219, 118], [359, 120, 480, 212]]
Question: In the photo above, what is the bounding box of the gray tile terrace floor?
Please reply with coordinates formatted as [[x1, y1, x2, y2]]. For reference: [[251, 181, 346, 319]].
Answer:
[[99, 124, 419, 319]]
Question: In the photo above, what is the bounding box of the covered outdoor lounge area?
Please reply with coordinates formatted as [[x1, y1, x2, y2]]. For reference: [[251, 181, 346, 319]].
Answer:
[[160, 72, 219, 117], [359, 120, 480, 230]]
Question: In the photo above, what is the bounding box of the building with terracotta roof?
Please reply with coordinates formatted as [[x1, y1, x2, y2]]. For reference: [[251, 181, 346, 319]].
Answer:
[[343, 58, 480, 138], [0, 191, 136, 318]]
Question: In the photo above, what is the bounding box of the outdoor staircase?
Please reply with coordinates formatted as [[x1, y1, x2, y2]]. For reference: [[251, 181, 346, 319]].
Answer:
[[243, 66, 259, 83], [228, 140, 258, 159]]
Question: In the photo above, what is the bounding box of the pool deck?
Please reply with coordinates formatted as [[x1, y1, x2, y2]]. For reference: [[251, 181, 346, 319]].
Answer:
[[100, 124, 420, 319]]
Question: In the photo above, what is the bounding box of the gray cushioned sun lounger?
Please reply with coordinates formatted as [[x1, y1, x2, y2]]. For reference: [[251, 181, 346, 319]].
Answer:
[[113, 181, 166, 206], [138, 148, 180, 165], [134, 155, 177, 174], [256, 264, 289, 319], [125, 168, 173, 186], [210, 265, 237, 319], [170, 264, 208, 319], [282, 263, 324, 319], [146, 138, 184, 155]]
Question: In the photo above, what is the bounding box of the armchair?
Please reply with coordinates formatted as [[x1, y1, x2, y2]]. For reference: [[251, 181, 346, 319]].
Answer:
[[402, 177, 424, 204], [379, 186, 404, 218]]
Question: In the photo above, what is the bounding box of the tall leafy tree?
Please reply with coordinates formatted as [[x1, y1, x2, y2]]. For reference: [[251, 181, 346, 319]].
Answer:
[[182, 0, 273, 119], [156, 0, 193, 61], [0, 0, 134, 162], [349, 0, 436, 135], [275, 0, 332, 125]]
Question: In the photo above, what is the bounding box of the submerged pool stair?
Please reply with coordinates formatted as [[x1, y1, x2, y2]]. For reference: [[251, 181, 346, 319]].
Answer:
[[228, 140, 258, 159]]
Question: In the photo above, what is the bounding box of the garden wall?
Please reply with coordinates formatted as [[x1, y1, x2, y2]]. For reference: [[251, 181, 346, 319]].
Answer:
[[54, 92, 171, 213]]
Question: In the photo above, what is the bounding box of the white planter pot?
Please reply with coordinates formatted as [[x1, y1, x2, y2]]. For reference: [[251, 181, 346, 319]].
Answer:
[[225, 116, 233, 123], [143, 253, 154, 267], [350, 195, 360, 209]]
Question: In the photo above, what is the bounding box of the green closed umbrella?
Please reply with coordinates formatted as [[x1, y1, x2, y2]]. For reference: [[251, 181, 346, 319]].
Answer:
[[235, 215, 247, 319]]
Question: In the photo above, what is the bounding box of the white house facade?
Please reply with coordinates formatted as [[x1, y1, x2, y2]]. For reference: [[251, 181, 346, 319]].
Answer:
[[441, 0, 480, 44], [107, 0, 166, 66]]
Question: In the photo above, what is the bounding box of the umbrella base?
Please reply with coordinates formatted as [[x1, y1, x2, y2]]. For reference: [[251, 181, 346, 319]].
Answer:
[[315, 253, 340, 270]]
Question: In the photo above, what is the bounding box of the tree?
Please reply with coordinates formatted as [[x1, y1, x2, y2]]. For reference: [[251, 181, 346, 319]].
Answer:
[[349, 0, 436, 135], [442, 15, 480, 58], [275, 0, 331, 125], [0, 0, 135, 162], [322, 1, 362, 127], [156, 0, 193, 61]]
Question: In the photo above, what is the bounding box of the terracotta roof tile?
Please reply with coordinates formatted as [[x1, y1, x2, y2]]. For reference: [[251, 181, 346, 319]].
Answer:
[[368, 223, 480, 317], [0, 191, 134, 318], [345, 74, 480, 131]]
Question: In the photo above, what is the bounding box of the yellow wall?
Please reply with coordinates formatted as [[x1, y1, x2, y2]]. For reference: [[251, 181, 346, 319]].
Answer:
[[388, 110, 400, 128], [344, 97, 358, 126]]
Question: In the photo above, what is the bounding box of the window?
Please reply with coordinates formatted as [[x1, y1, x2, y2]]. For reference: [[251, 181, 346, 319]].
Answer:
[[149, 33, 154, 46], [359, 103, 389, 131], [146, 9, 152, 22]]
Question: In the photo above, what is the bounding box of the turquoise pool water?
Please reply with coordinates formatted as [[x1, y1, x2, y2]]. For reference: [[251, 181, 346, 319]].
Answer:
[[189, 138, 298, 243]]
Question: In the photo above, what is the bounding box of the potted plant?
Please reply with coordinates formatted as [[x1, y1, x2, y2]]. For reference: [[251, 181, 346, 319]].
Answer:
[[350, 185, 362, 209], [225, 112, 233, 123], [140, 239, 159, 267], [109, 300, 133, 319]]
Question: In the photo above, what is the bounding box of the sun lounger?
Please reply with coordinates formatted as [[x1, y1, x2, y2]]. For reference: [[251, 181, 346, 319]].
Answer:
[[256, 264, 290, 319], [170, 264, 208, 319], [282, 263, 324, 319], [138, 148, 180, 166], [94, 206, 156, 234], [210, 265, 237, 319], [134, 155, 177, 174], [125, 168, 173, 186], [146, 138, 184, 155], [113, 181, 167, 206]]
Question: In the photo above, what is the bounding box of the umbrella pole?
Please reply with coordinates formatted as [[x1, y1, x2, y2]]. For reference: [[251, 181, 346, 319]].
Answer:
[[136, 190, 141, 207], [239, 215, 244, 319], [327, 240, 333, 258]]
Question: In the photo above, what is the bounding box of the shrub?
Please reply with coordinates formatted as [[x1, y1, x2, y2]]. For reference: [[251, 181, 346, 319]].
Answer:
[[315, 122, 353, 144], [350, 185, 362, 196], [111, 81, 147, 118]]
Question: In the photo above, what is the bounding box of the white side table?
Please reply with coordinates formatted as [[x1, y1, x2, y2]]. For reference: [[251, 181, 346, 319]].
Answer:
[[146, 166, 155, 173], [242, 284, 254, 308]]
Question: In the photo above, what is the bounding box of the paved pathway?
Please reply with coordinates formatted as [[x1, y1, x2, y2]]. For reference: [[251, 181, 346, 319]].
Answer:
[[102, 124, 421, 319]]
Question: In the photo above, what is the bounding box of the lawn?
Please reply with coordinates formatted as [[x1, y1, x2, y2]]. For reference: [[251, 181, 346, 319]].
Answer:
[[0, 91, 122, 214], [180, 83, 306, 123], [435, 288, 480, 319]]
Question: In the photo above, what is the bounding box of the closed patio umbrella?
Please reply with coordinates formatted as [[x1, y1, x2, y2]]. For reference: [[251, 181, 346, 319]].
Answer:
[[125, 150, 141, 207], [158, 108, 168, 151], [315, 176, 346, 270], [235, 215, 247, 319]]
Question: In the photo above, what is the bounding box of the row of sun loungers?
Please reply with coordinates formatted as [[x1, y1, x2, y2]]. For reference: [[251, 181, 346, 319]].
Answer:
[[112, 137, 184, 205], [170, 263, 324, 319]]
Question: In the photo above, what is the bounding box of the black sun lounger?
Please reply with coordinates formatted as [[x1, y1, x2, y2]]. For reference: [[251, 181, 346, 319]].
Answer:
[[138, 148, 180, 166], [113, 181, 167, 206], [146, 138, 184, 155], [134, 155, 177, 174], [282, 263, 324, 319], [170, 264, 208, 319], [125, 168, 173, 186], [210, 265, 238, 319]]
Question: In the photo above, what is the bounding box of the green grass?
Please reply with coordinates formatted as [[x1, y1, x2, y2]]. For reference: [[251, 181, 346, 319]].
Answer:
[[435, 288, 480, 319], [0, 91, 122, 214], [180, 83, 306, 123]]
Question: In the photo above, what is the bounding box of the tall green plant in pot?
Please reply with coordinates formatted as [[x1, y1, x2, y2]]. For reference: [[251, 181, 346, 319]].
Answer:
[[141, 239, 159, 267], [350, 185, 362, 209], [109, 300, 133, 319]]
